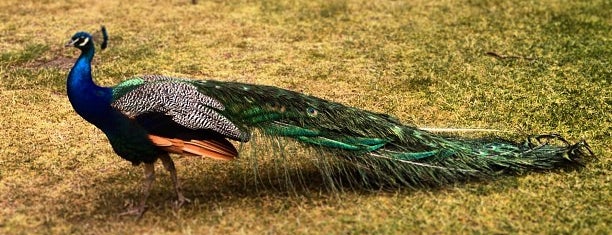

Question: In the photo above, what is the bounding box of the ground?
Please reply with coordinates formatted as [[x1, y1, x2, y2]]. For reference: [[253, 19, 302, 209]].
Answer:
[[0, 0, 610, 234]]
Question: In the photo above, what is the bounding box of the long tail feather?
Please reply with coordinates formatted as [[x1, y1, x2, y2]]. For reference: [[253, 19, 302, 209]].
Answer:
[[184, 79, 594, 187], [418, 127, 505, 133]]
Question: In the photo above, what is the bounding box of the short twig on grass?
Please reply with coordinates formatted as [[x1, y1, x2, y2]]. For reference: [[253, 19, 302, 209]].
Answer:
[[485, 51, 536, 61]]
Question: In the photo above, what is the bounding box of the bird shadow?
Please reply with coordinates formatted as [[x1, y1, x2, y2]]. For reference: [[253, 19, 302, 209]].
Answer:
[[85, 158, 544, 219]]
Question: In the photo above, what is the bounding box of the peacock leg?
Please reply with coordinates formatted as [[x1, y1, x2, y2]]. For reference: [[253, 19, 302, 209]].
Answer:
[[120, 162, 155, 218], [159, 154, 191, 207]]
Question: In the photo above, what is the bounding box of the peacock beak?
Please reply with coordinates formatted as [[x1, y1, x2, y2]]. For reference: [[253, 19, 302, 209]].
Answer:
[[65, 38, 78, 47]]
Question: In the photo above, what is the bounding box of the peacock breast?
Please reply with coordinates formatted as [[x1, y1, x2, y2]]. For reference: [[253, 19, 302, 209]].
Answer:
[[102, 113, 162, 164]]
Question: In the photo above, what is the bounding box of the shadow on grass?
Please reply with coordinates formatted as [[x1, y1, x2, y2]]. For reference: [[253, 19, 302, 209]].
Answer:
[[84, 157, 591, 219], [90, 163, 368, 212]]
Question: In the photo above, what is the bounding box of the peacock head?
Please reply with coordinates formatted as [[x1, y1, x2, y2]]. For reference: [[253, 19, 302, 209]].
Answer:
[[66, 32, 94, 50], [65, 26, 108, 51]]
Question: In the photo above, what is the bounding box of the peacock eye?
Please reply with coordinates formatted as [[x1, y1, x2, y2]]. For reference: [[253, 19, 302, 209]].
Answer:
[[78, 36, 90, 46], [306, 107, 318, 117]]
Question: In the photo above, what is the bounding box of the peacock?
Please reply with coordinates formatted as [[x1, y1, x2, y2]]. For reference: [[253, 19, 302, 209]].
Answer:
[[65, 27, 593, 217]]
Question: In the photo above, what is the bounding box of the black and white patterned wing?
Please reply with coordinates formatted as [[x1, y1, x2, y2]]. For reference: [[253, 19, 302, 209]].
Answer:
[[111, 80, 248, 141]]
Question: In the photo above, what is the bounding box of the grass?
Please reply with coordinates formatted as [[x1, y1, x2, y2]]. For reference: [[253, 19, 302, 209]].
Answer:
[[0, 0, 610, 234]]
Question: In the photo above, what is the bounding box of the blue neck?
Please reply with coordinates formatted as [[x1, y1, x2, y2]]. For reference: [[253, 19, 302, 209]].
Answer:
[[67, 46, 114, 128]]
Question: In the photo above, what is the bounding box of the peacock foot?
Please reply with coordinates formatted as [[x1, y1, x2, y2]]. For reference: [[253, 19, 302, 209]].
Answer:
[[119, 205, 148, 219], [173, 194, 191, 210]]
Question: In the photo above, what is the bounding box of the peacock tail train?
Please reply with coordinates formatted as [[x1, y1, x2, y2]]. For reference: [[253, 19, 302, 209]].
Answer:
[[110, 75, 593, 189]]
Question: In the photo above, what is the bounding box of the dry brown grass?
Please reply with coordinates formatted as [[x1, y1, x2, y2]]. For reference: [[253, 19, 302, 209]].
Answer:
[[0, 0, 610, 234]]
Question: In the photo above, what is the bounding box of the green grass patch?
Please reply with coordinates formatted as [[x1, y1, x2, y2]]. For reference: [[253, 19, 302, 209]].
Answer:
[[0, 0, 610, 234], [0, 43, 49, 65]]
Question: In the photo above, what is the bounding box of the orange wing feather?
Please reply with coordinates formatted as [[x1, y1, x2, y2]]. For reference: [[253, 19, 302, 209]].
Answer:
[[148, 134, 238, 160]]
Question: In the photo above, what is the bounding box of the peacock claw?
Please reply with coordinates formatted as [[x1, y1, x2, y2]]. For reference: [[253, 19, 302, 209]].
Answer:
[[119, 205, 148, 219], [173, 195, 191, 209]]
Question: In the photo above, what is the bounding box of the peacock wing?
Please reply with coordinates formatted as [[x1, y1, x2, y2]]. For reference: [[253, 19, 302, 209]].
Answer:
[[110, 75, 250, 142]]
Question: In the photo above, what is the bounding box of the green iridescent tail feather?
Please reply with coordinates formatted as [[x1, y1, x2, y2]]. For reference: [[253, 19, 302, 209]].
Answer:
[[181, 78, 595, 187]]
